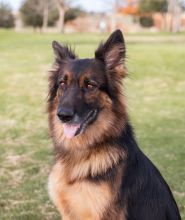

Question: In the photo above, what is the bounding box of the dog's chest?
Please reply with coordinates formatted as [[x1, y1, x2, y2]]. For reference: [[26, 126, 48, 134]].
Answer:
[[48, 162, 112, 220]]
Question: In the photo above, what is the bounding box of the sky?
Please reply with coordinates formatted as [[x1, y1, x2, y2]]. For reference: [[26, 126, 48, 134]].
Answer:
[[4, 0, 185, 13], [2, 0, 111, 12]]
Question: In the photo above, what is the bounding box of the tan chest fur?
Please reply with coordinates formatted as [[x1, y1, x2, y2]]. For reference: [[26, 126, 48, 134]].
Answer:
[[48, 162, 112, 220]]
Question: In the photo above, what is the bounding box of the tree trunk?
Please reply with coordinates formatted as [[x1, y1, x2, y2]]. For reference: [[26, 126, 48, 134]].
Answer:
[[168, 0, 181, 33], [55, 0, 66, 33], [111, 0, 119, 31], [42, 1, 49, 32]]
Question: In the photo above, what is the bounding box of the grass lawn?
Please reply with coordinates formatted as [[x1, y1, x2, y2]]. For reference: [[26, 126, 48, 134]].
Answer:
[[0, 30, 185, 219]]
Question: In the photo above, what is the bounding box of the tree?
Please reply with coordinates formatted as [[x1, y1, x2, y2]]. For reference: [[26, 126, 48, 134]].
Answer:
[[20, 0, 58, 29], [20, 0, 44, 28], [54, 0, 84, 32], [20, 0, 82, 32], [112, 0, 120, 31], [64, 7, 84, 23], [139, 0, 168, 13], [168, 0, 182, 32], [55, 0, 68, 33], [138, 0, 168, 29], [0, 2, 14, 28], [139, 16, 154, 27], [42, 0, 49, 31]]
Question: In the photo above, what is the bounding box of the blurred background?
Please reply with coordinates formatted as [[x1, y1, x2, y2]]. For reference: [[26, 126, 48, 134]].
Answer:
[[1, 0, 185, 33], [0, 0, 185, 220]]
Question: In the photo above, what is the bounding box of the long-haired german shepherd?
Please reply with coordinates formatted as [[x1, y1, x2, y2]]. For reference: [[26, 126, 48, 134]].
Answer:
[[47, 30, 181, 220]]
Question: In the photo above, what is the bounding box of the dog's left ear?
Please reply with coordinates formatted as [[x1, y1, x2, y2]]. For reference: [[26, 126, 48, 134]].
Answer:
[[95, 29, 126, 77]]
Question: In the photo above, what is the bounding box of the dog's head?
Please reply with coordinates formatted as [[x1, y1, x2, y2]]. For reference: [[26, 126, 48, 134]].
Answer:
[[48, 30, 127, 149]]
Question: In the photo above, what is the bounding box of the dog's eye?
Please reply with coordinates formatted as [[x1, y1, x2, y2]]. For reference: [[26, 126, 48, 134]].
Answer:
[[59, 80, 67, 89], [87, 84, 94, 90], [85, 83, 97, 92]]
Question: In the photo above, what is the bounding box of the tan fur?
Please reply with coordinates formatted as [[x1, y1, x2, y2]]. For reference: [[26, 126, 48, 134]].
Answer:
[[49, 156, 127, 220], [49, 162, 112, 220], [48, 83, 127, 219], [48, 139, 127, 219], [64, 144, 126, 182]]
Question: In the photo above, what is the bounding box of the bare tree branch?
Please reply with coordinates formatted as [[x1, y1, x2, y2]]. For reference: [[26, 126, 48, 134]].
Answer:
[[55, 0, 69, 33]]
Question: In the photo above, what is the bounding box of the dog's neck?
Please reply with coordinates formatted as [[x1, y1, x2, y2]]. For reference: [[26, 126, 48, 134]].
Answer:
[[55, 143, 127, 183]]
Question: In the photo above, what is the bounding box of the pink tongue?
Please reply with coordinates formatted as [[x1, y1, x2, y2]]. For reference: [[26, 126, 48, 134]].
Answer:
[[63, 124, 80, 138]]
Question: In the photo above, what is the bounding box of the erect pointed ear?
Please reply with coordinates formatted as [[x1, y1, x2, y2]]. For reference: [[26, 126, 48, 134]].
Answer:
[[95, 30, 126, 77], [52, 40, 76, 63]]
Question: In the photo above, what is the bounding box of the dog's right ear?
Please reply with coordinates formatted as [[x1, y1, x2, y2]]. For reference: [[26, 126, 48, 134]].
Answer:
[[52, 41, 76, 63], [95, 30, 126, 78]]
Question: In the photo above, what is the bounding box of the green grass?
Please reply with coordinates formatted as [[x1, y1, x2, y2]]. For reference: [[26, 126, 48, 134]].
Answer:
[[0, 29, 185, 219]]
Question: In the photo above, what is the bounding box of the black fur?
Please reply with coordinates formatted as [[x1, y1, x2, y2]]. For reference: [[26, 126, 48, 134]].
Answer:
[[48, 30, 181, 220], [120, 123, 181, 220], [86, 121, 181, 219]]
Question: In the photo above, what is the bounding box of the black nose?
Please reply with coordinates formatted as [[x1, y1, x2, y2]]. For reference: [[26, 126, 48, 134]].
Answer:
[[57, 107, 74, 123]]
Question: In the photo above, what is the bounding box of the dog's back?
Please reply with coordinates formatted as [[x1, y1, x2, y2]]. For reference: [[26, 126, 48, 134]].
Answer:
[[117, 123, 181, 220]]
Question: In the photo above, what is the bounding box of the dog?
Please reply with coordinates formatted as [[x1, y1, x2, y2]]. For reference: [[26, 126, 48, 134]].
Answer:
[[47, 30, 181, 220]]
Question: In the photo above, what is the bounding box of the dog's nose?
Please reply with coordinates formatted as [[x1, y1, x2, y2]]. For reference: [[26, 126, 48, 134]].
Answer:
[[57, 107, 74, 123]]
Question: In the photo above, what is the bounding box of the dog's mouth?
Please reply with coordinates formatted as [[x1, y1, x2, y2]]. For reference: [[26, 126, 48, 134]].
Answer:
[[62, 109, 98, 139]]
